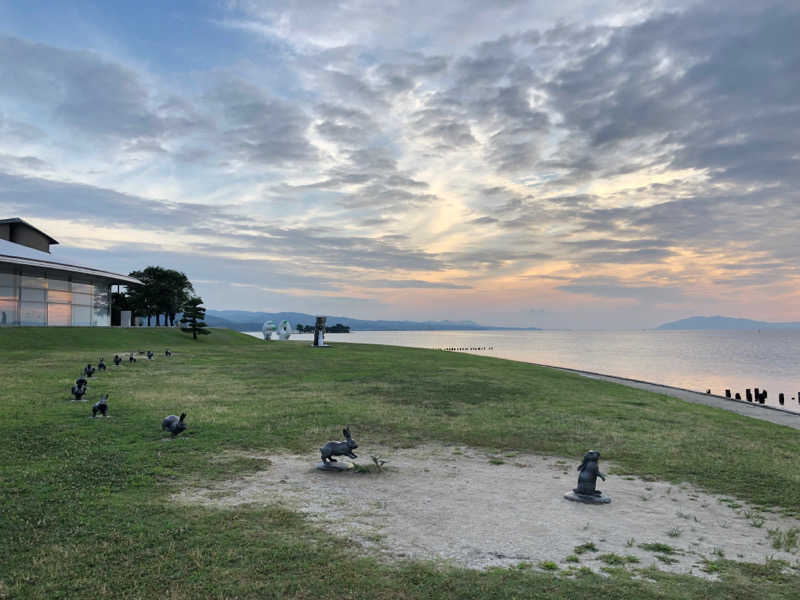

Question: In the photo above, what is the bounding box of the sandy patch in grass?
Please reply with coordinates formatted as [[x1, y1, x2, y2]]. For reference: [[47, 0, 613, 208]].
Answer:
[[173, 444, 800, 577]]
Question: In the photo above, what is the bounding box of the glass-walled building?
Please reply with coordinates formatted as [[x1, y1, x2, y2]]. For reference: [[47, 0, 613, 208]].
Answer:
[[0, 218, 141, 327]]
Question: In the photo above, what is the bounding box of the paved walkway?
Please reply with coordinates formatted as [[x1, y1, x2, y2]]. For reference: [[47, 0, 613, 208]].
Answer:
[[540, 364, 800, 431]]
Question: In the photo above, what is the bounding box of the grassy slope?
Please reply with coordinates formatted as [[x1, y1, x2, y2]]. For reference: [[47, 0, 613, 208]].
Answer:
[[1, 327, 798, 599]]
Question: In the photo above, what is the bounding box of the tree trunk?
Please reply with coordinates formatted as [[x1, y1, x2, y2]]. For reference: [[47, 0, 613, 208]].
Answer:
[[192, 324, 197, 340], [147, 313, 151, 326]]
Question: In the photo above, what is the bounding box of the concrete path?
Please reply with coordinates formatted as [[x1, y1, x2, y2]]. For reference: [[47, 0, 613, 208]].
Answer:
[[540, 363, 800, 431]]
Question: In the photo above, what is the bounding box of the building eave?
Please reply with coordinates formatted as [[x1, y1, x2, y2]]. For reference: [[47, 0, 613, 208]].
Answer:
[[0, 253, 142, 285]]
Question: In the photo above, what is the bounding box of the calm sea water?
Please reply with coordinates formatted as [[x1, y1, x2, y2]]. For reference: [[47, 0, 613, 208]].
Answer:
[[245, 329, 800, 413]]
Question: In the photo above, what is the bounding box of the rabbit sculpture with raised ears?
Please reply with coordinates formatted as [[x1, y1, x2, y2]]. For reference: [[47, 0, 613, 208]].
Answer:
[[97, 358, 107, 371], [72, 376, 87, 400], [320, 427, 358, 463], [162, 413, 187, 437], [92, 394, 108, 417], [113, 355, 122, 366]]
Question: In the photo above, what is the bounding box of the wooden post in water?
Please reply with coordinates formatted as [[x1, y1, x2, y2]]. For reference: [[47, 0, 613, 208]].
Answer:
[[754, 388, 760, 403], [735, 393, 741, 400], [779, 393, 785, 405], [725, 389, 731, 398], [746, 389, 753, 402]]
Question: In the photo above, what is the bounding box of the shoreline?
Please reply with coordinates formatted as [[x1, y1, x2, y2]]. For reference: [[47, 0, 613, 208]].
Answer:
[[244, 330, 800, 425], [541, 363, 800, 430]]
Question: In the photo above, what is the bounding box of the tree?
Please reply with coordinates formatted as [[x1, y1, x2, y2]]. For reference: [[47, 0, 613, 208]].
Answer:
[[127, 268, 160, 326], [180, 296, 209, 339], [159, 269, 194, 326], [128, 266, 194, 326]]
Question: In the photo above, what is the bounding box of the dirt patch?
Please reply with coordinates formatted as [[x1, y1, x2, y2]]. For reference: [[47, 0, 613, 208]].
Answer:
[[173, 444, 800, 576]]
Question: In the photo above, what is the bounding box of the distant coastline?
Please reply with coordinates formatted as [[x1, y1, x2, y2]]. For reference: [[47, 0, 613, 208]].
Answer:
[[656, 315, 800, 331], [206, 309, 541, 333]]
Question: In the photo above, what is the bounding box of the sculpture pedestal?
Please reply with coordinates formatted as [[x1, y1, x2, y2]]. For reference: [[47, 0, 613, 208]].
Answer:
[[316, 461, 354, 471], [564, 491, 611, 504]]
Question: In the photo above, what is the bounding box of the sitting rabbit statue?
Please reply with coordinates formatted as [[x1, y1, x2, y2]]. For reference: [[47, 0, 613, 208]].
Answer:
[[92, 394, 108, 417], [162, 413, 187, 437], [97, 358, 107, 371], [320, 427, 358, 463], [113, 354, 122, 366], [574, 450, 606, 496]]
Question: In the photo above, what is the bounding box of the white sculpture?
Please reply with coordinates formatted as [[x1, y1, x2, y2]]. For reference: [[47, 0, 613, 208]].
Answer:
[[277, 319, 292, 340], [262, 320, 276, 341]]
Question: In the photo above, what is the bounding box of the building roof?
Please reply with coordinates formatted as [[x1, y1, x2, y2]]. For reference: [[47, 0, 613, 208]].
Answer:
[[0, 246, 142, 286], [0, 220, 141, 285], [0, 217, 59, 247]]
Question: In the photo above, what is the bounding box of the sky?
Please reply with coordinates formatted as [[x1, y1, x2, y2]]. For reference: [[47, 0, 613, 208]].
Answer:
[[0, 0, 798, 329]]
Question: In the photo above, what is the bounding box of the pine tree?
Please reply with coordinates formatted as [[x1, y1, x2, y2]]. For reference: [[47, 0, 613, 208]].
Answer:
[[180, 296, 209, 340]]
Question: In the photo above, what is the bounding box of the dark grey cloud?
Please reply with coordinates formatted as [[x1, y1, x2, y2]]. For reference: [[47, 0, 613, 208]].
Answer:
[[469, 216, 498, 225], [205, 77, 317, 165], [580, 248, 676, 264], [0, 36, 166, 140], [0, 172, 446, 273], [556, 276, 686, 302], [444, 248, 551, 270], [562, 238, 674, 251], [0, 172, 231, 229], [359, 279, 471, 289], [0, 154, 48, 171], [0, 114, 45, 143]]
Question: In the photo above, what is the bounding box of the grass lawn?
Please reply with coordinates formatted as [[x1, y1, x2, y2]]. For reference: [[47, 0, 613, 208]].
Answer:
[[1, 327, 799, 599]]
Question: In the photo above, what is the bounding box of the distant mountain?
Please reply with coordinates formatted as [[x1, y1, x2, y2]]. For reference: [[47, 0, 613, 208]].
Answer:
[[205, 309, 539, 332], [656, 316, 800, 330]]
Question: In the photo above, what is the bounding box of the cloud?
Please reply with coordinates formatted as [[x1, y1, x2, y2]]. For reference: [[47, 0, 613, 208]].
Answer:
[[2, 1, 800, 327], [0, 36, 166, 140], [359, 279, 471, 289], [556, 277, 685, 302]]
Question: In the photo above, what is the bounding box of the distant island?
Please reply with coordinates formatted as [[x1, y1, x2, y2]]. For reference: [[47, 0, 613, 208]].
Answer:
[[205, 309, 541, 332], [656, 316, 800, 331]]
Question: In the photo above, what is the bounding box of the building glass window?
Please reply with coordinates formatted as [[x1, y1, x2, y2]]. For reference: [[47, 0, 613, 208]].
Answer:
[[71, 292, 92, 306], [48, 303, 71, 326], [0, 299, 17, 325], [72, 305, 92, 326], [21, 288, 46, 302], [48, 278, 70, 291], [47, 290, 72, 304], [93, 284, 110, 327], [0, 267, 123, 327], [20, 302, 46, 326], [21, 275, 47, 289]]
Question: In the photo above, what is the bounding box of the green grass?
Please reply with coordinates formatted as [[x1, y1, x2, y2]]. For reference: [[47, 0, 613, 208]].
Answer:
[[573, 542, 599, 555], [640, 543, 678, 555], [768, 527, 800, 552], [2, 327, 800, 598]]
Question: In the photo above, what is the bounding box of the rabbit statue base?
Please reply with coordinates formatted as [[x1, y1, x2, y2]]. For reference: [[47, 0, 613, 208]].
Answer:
[[564, 490, 611, 504], [315, 461, 354, 471]]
